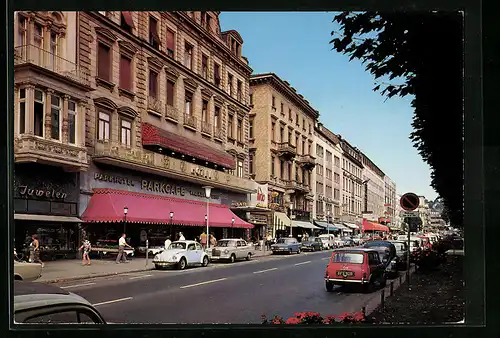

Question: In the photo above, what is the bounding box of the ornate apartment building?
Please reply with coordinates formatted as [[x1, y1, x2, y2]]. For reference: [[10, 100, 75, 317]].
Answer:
[[359, 151, 386, 221], [312, 122, 343, 222], [338, 136, 364, 224], [383, 175, 397, 226], [249, 73, 318, 221]]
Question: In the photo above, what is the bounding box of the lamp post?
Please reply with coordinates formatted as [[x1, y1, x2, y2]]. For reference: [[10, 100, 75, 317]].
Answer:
[[289, 203, 294, 237], [231, 217, 235, 238], [202, 186, 212, 248], [169, 211, 174, 238], [327, 210, 331, 236], [123, 206, 128, 233]]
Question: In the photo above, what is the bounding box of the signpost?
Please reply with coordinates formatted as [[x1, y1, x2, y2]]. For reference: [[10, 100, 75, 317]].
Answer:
[[400, 192, 420, 291]]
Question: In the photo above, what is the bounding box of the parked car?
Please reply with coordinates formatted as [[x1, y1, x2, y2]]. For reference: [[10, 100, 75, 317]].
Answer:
[[352, 236, 364, 245], [14, 261, 42, 281], [342, 237, 355, 247], [389, 240, 409, 270], [14, 281, 106, 324], [363, 241, 399, 278], [271, 238, 301, 254], [333, 237, 345, 248], [209, 239, 254, 263], [300, 237, 323, 252], [324, 248, 387, 293], [153, 240, 209, 270], [318, 234, 335, 249]]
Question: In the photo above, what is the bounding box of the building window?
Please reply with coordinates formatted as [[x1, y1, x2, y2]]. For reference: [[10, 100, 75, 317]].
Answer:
[[326, 151, 332, 162], [201, 54, 208, 80], [97, 111, 110, 141], [326, 169, 332, 179], [249, 118, 254, 139], [227, 73, 233, 96], [280, 102, 284, 114], [149, 16, 160, 49], [18, 88, 26, 134], [184, 91, 192, 115], [280, 160, 284, 179], [334, 173, 340, 184], [272, 96, 276, 108], [97, 43, 111, 81], [48, 31, 58, 69], [184, 42, 193, 69], [17, 15, 27, 46], [149, 70, 158, 99], [237, 118, 243, 142], [249, 153, 254, 174], [202, 100, 208, 122], [289, 108, 292, 121], [237, 160, 243, 178], [120, 12, 134, 33], [271, 156, 275, 176], [50, 94, 61, 140], [119, 55, 132, 91], [34, 23, 43, 49], [302, 140, 305, 155], [237, 80, 242, 101], [249, 93, 253, 105], [166, 80, 175, 106], [34, 89, 44, 137], [227, 114, 234, 139], [271, 122, 276, 142], [295, 136, 299, 148], [120, 119, 132, 147], [214, 63, 221, 87], [295, 113, 299, 125], [68, 101, 77, 144], [334, 156, 340, 167], [279, 126, 284, 143], [214, 106, 220, 130], [166, 29, 175, 58]]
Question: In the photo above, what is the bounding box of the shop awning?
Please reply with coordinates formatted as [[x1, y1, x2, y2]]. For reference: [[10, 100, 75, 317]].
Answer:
[[273, 212, 291, 230], [292, 221, 320, 230], [14, 214, 82, 223], [313, 220, 330, 228], [362, 219, 389, 232], [142, 123, 235, 169], [81, 188, 253, 228], [343, 222, 359, 230]]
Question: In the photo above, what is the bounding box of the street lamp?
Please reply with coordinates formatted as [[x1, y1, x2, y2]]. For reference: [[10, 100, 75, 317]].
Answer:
[[123, 206, 128, 233], [231, 217, 235, 238], [202, 186, 212, 248], [327, 210, 331, 236], [169, 211, 174, 238], [289, 203, 294, 237]]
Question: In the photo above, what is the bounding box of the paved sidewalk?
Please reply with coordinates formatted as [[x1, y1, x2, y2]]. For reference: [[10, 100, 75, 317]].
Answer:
[[37, 249, 273, 284]]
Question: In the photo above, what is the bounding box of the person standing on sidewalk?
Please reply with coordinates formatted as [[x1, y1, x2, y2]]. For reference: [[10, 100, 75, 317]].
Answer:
[[116, 233, 132, 264], [200, 231, 207, 249], [31, 234, 44, 267], [164, 235, 172, 250], [209, 233, 217, 247], [79, 238, 92, 266], [178, 232, 185, 241]]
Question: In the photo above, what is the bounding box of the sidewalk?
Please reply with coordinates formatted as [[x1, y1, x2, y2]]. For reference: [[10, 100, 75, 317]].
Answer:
[[37, 249, 273, 284]]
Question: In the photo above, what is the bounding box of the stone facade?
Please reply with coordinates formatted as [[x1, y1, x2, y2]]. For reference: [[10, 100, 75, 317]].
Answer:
[[249, 73, 318, 220], [338, 137, 364, 224], [384, 175, 397, 224], [359, 151, 386, 221]]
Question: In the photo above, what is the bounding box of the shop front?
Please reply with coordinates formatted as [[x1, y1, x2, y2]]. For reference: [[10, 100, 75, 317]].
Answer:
[[231, 183, 270, 242], [14, 163, 82, 260], [79, 164, 253, 251]]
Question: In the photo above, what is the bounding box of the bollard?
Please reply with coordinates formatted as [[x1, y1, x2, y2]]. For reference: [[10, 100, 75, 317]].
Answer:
[[399, 274, 402, 285], [380, 289, 385, 310], [390, 281, 394, 296]]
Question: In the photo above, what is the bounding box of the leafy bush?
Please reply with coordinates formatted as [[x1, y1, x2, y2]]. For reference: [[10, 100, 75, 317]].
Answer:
[[261, 311, 369, 324]]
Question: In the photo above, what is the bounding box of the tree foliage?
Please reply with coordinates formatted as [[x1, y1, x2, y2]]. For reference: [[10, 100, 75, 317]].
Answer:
[[330, 12, 463, 227]]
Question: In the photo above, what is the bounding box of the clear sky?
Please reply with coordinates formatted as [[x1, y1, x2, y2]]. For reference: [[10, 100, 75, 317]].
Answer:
[[220, 11, 437, 201]]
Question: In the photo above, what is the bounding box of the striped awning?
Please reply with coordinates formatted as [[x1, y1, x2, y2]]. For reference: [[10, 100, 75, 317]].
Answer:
[[273, 212, 291, 231]]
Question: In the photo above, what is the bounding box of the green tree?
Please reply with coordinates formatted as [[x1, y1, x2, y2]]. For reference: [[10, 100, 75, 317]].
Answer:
[[330, 12, 463, 227]]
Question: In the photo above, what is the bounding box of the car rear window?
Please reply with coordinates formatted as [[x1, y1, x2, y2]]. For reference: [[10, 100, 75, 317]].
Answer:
[[332, 252, 364, 264]]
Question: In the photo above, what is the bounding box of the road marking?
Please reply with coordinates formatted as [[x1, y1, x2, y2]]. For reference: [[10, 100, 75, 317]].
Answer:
[[93, 297, 133, 307], [129, 274, 152, 280], [294, 261, 311, 266], [322, 257, 331, 260], [179, 278, 227, 289], [60, 282, 96, 289], [253, 268, 278, 274]]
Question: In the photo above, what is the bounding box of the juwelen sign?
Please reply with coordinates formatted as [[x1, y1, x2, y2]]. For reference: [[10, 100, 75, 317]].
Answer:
[[400, 192, 420, 211]]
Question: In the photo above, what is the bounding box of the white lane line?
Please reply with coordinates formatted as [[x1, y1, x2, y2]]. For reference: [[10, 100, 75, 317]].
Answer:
[[129, 274, 152, 280], [253, 268, 278, 274], [179, 278, 227, 289], [294, 261, 311, 266], [60, 282, 96, 289], [93, 297, 133, 307], [322, 257, 331, 260]]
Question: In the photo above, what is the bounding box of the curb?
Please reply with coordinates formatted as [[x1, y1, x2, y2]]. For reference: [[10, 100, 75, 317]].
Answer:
[[38, 267, 155, 284]]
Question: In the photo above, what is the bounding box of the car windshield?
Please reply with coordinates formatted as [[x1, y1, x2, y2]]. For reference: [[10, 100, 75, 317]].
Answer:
[[169, 242, 186, 250], [217, 240, 237, 247], [277, 238, 294, 244], [332, 252, 364, 264]]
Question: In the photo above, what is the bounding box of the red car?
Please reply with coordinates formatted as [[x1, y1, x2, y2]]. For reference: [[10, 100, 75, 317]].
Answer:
[[324, 248, 387, 292]]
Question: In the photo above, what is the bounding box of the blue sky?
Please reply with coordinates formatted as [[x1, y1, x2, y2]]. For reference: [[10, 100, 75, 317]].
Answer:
[[220, 11, 437, 201]]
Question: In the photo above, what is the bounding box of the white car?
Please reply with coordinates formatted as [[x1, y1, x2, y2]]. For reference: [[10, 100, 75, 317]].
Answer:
[[318, 234, 335, 249], [333, 237, 345, 247], [153, 240, 209, 270], [209, 238, 254, 263]]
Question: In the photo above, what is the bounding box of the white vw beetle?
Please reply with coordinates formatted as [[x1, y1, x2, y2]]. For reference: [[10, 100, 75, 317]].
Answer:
[[153, 240, 209, 270]]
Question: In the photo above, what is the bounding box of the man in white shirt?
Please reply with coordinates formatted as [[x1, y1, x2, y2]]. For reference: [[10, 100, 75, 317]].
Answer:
[[164, 236, 172, 250], [178, 232, 185, 241], [116, 233, 132, 264]]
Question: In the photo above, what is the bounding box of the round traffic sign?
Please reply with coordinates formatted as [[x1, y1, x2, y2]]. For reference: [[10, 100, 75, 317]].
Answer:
[[400, 193, 420, 211]]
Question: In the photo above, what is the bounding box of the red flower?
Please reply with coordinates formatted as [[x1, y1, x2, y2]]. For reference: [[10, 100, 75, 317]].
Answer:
[[353, 312, 365, 321], [285, 317, 301, 324], [324, 315, 336, 324]]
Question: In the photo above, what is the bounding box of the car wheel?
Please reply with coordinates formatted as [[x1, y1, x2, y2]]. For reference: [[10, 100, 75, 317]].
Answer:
[[246, 253, 252, 261], [202, 256, 209, 267], [154, 264, 161, 270], [177, 257, 187, 270], [325, 281, 334, 292], [297, 248, 301, 254], [312, 246, 316, 252], [229, 254, 236, 263]]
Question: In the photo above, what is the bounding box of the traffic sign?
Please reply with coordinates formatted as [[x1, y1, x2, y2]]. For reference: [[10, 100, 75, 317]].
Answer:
[[400, 192, 420, 212], [401, 211, 419, 218]]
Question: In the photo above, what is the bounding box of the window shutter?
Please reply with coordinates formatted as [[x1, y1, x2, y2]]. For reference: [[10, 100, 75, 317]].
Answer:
[[166, 30, 175, 51], [120, 56, 131, 90], [98, 44, 110, 81]]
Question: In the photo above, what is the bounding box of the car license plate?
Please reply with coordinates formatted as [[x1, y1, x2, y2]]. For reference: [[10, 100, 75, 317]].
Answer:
[[336, 270, 354, 277]]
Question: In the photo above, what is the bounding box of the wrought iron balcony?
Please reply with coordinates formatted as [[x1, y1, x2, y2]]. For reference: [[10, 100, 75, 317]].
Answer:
[[183, 113, 197, 130]]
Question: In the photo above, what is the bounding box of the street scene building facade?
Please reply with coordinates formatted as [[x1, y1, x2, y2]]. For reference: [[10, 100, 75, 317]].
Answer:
[[249, 73, 319, 237], [383, 176, 397, 229], [359, 150, 385, 222]]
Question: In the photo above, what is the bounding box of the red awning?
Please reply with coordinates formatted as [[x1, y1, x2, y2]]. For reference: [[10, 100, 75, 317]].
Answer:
[[142, 123, 235, 169], [362, 219, 389, 232], [81, 188, 253, 229], [121, 12, 135, 29]]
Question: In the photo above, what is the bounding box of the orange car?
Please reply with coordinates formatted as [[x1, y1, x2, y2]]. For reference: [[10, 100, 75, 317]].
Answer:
[[324, 248, 387, 292]]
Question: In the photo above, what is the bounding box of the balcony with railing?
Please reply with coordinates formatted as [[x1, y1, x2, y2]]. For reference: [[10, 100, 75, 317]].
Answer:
[[269, 175, 287, 188], [297, 154, 316, 170], [14, 44, 90, 88], [201, 121, 212, 136], [165, 105, 179, 123], [148, 97, 164, 116], [277, 142, 296, 159], [183, 113, 197, 130], [285, 180, 310, 193], [213, 127, 224, 141], [14, 134, 88, 171]]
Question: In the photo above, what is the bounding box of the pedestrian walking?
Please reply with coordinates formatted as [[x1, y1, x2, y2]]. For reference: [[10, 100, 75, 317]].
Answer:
[[200, 231, 207, 249], [164, 236, 172, 250], [266, 233, 272, 250], [79, 238, 92, 266], [30, 234, 44, 267], [178, 232, 185, 241], [116, 233, 133, 264], [209, 233, 217, 247]]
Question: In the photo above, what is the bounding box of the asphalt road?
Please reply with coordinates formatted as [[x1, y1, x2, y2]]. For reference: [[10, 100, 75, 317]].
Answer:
[[56, 250, 387, 324]]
